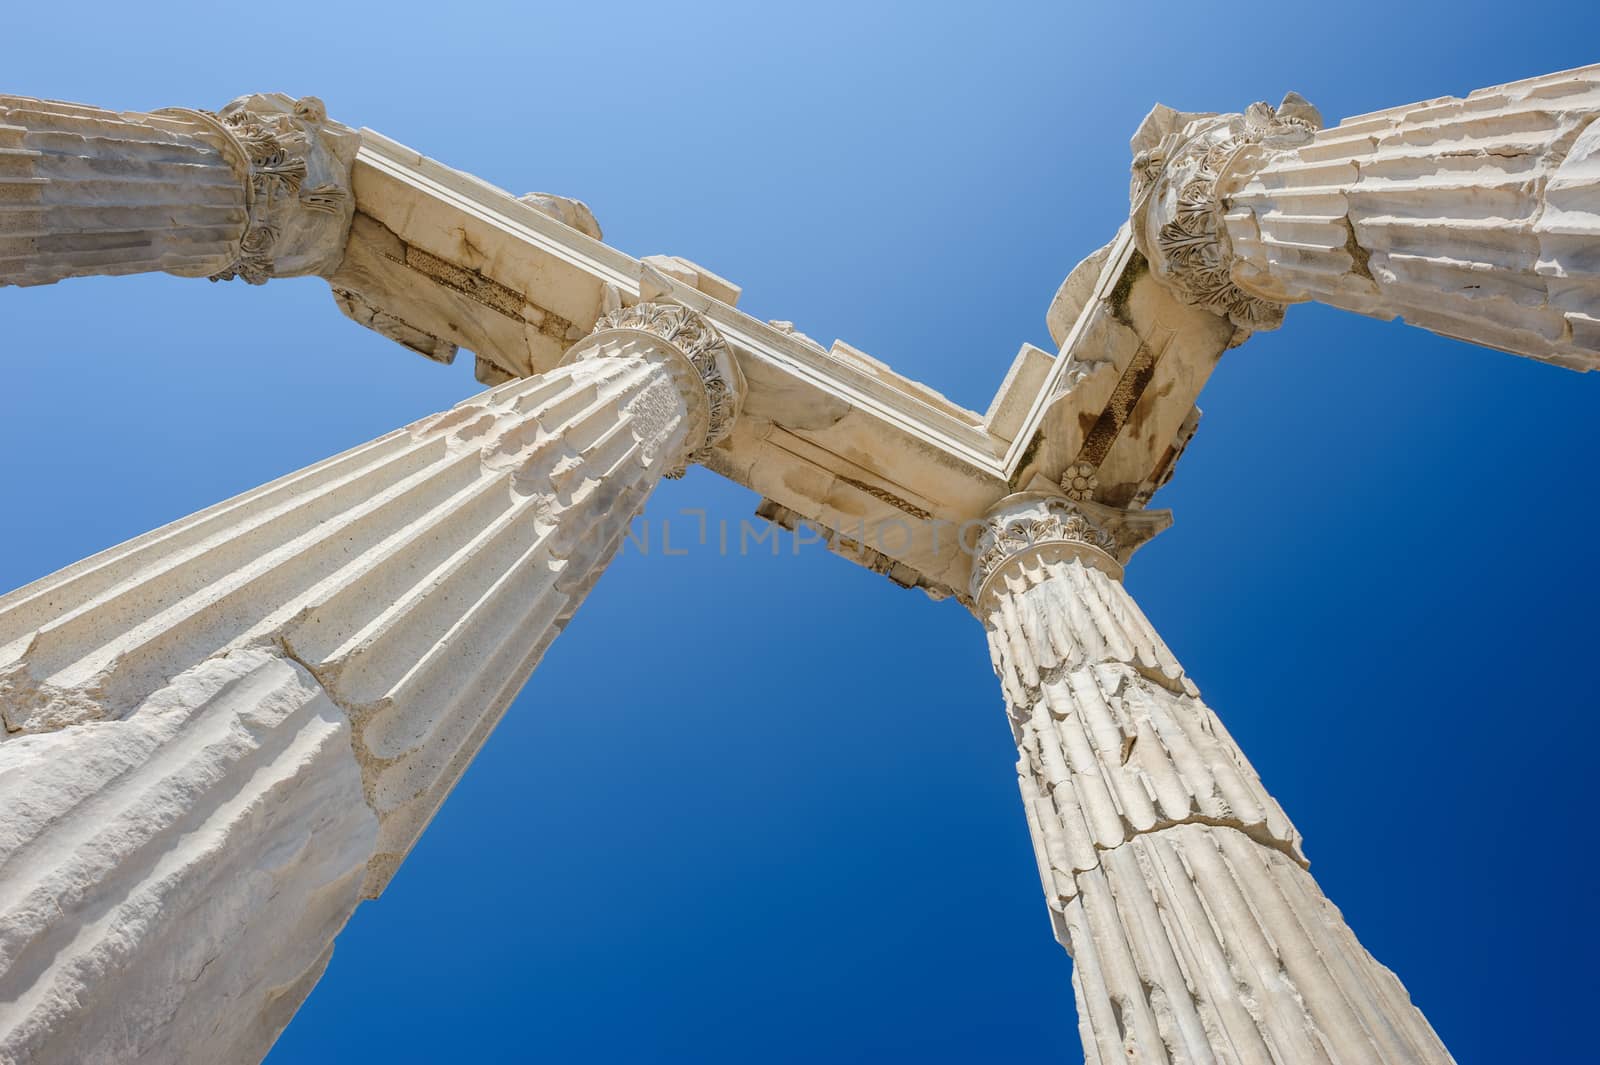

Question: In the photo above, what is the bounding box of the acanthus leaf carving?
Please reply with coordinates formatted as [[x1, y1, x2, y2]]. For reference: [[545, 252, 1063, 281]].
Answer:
[[1129, 93, 1321, 335], [182, 94, 360, 285], [969, 493, 1171, 608], [577, 302, 745, 476]]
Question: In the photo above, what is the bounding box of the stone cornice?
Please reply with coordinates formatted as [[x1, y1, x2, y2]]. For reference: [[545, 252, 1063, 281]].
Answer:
[[348, 131, 1001, 466]]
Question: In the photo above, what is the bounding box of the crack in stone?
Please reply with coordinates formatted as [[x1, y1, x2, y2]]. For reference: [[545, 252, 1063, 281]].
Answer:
[[1050, 816, 1310, 910]]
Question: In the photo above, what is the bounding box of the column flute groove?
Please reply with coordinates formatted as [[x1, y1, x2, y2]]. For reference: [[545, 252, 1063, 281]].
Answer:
[[0, 92, 358, 288], [1129, 63, 1600, 369], [0, 301, 743, 1065], [970, 492, 1453, 1065]]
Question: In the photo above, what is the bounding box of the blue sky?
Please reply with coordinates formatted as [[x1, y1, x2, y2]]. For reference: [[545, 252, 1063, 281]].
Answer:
[[4, 4, 1598, 1062]]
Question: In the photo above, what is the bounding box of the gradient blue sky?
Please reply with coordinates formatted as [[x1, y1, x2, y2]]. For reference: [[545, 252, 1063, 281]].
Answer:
[[4, 4, 1598, 1062]]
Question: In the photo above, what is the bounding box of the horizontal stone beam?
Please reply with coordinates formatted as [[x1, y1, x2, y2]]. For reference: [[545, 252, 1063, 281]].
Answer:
[[0, 90, 1270, 598], [328, 132, 1230, 598]]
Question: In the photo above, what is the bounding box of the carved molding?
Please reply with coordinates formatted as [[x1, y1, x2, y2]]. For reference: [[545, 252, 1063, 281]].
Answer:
[[1128, 94, 1321, 334], [969, 492, 1171, 608], [175, 94, 359, 284], [575, 302, 746, 473]]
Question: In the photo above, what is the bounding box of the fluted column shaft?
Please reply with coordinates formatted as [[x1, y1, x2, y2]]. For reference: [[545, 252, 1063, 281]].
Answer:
[[1224, 64, 1600, 370], [972, 493, 1453, 1065], [0, 303, 742, 1065], [1129, 63, 1600, 369], [0, 92, 357, 288]]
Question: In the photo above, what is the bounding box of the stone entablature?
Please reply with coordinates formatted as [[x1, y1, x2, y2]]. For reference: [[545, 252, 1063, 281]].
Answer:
[[3, 62, 1588, 1065], [4, 70, 1597, 606]]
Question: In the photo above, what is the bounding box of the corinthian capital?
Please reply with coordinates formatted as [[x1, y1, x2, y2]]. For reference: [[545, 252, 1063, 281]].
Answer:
[[969, 492, 1171, 608], [0, 92, 358, 289], [567, 302, 746, 473], [182, 93, 360, 283], [1128, 94, 1321, 334]]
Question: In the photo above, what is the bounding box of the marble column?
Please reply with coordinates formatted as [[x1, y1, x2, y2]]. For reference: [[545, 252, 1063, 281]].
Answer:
[[0, 302, 742, 1065], [971, 492, 1453, 1065], [0, 92, 357, 287], [1130, 63, 1600, 370]]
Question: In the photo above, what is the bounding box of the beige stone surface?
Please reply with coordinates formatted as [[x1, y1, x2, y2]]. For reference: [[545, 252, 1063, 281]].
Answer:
[[1129, 94, 1322, 334], [0, 93, 357, 288], [1131, 64, 1600, 370], [0, 89, 1243, 595], [3, 63, 1593, 1064], [518, 191, 602, 240], [1228, 64, 1600, 369], [0, 650, 375, 1065], [0, 304, 741, 1062], [972, 493, 1454, 1064], [1063, 823, 1445, 1065], [981, 342, 1055, 445], [1006, 228, 1228, 512]]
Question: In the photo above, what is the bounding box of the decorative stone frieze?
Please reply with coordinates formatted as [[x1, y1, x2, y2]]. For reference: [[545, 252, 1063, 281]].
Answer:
[[971, 492, 1455, 1064]]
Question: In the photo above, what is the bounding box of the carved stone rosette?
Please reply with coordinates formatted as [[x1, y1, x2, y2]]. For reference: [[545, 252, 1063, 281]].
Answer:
[[566, 301, 746, 476], [1058, 460, 1100, 503], [0, 92, 356, 289], [1128, 94, 1321, 335], [970, 492, 1455, 1064]]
